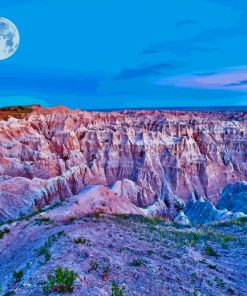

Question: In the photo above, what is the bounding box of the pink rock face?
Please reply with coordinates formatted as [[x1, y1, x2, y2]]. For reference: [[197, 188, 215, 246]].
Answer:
[[0, 106, 246, 221], [45, 185, 146, 222]]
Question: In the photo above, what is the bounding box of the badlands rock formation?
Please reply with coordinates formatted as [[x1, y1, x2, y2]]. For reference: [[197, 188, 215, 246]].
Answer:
[[217, 181, 247, 214], [0, 106, 246, 222], [183, 192, 246, 225], [45, 185, 146, 223]]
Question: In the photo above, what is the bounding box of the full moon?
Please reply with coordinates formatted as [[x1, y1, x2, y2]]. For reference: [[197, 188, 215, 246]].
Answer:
[[0, 18, 20, 60]]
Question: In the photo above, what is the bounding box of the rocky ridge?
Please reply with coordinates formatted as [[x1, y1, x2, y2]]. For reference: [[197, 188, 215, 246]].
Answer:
[[0, 106, 246, 222]]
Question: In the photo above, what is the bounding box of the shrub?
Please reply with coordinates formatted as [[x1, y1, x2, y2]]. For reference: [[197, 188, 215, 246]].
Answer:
[[93, 212, 101, 219], [102, 265, 110, 281], [89, 260, 99, 272], [37, 232, 64, 263], [4, 292, 15, 296], [131, 259, 145, 267], [37, 246, 51, 262], [214, 276, 225, 289], [111, 281, 125, 296], [13, 270, 23, 282], [74, 237, 91, 246], [35, 218, 52, 225], [204, 245, 219, 257], [0, 227, 10, 239], [43, 266, 77, 294]]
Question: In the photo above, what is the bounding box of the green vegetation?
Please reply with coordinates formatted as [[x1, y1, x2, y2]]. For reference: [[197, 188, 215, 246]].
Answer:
[[0, 202, 62, 228], [207, 263, 217, 270], [37, 231, 64, 263], [4, 291, 15, 296], [43, 266, 77, 294], [190, 272, 198, 283], [13, 270, 23, 282], [131, 259, 145, 267], [115, 214, 161, 227], [168, 226, 236, 248], [89, 260, 99, 271], [186, 288, 199, 296], [114, 215, 238, 248], [102, 265, 111, 281], [147, 250, 154, 256], [0, 227, 10, 239], [93, 211, 102, 219], [111, 281, 125, 296], [74, 236, 91, 246], [0, 105, 35, 121], [214, 276, 226, 289], [35, 217, 53, 226], [218, 216, 247, 227], [227, 287, 235, 295], [114, 214, 130, 221], [37, 245, 51, 262], [204, 245, 219, 257]]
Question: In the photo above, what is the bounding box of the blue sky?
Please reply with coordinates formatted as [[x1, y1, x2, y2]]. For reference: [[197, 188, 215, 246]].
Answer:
[[0, 0, 247, 109]]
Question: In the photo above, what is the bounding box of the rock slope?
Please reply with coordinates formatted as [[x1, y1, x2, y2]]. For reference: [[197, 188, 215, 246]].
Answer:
[[217, 181, 247, 214], [0, 213, 246, 295], [183, 192, 246, 225], [0, 106, 246, 222]]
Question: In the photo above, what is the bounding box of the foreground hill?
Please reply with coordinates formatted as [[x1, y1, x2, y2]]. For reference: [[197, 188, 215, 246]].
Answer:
[[0, 210, 246, 295], [0, 106, 246, 222]]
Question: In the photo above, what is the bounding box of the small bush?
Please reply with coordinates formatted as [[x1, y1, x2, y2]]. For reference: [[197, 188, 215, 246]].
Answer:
[[131, 259, 145, 267], [111, 281, 125, 296], [38, 246, 51, 262], [204, 245, 219, 257], [35, 218, 52, 226], [227, 287, 235, 295], [207, 263, 217, 270], [89, 260, 99, 272], [214, 276, 225, 289], [93, 212, 101, 219], [37, 232, 64, 263], [74, 237, 91, 246], [4, 291, 15, 296], [102, 265, 110, 281], [43, 266, 77, 294], [13, 270, 23, 282], [0, 227, 10, 239], [223, 234, 235, 243]]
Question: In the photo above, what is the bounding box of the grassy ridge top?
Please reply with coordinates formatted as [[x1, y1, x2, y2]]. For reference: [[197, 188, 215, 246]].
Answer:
[[0, 105, 40, 120]]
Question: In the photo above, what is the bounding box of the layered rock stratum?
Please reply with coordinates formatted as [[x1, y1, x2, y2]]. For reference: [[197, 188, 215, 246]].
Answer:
[[0, 106, 246, 222]]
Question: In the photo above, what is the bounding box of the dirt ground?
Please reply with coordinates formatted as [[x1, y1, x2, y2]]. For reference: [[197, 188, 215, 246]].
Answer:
[[0, 214, 246, 296]]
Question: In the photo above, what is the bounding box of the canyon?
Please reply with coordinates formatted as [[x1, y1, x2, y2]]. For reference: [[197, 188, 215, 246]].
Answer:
[[0, 106, 247, 295], [0, 106, 246, 223]]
